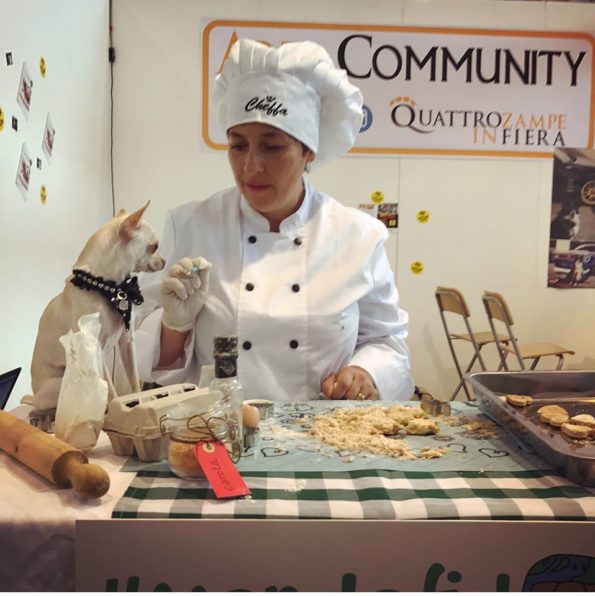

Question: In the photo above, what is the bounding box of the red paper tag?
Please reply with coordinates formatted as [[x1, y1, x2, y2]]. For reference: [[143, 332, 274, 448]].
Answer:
[[193, 441, 251, 499]]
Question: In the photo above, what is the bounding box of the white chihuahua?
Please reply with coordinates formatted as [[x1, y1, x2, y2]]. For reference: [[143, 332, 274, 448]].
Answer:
[[29, 202, 165, 411]]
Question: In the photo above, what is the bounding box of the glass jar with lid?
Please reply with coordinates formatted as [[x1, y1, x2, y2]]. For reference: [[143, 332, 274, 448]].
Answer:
[[209, 336, 243, 448], [163, 394, 239, 479]]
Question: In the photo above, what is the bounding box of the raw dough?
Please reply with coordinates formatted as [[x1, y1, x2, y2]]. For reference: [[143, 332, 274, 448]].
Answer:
[[537, 405, 569, 425], [506, 394, 533, 407], [561, 422, 592, 440], [546, 413, 570, 428], [569, 414, 595, 429], [406, 418, 440, 435], [309, 405, 443, 460]]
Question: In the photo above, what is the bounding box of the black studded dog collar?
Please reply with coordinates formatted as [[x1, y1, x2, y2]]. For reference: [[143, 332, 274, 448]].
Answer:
[[70, 269, 144, 330]]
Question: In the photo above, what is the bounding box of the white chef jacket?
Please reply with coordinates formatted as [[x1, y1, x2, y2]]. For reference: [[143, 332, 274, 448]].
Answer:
[[135, 179, 414, 401]]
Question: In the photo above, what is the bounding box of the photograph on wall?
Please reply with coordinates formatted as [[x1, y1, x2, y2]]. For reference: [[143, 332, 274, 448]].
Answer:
[[15, 143, 32, 200], [42, 113, 55, 161], [378, 203, 399, 229], [547, 148, 595, 289], [16, 62, 33, 118]]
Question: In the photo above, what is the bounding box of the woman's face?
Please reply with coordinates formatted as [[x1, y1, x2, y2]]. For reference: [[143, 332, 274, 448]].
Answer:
[[227, 123, 314, 230]]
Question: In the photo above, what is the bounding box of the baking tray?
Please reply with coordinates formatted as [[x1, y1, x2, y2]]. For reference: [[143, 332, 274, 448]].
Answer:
[[467, 370, 595, 486]]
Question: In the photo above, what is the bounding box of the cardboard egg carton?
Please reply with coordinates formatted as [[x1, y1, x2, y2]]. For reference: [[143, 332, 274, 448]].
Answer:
[[103, 383, 215, 461]]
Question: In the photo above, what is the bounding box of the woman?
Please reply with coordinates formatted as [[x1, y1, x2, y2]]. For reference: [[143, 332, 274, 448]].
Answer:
[[135, 39, 414, 402]]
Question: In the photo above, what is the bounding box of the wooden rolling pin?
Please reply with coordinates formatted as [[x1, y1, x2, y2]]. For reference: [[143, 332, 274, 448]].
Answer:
[[0, 410, 110, 499]]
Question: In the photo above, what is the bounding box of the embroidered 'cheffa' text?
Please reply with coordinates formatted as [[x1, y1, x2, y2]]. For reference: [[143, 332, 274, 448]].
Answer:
[[245, 95, 288, 117]]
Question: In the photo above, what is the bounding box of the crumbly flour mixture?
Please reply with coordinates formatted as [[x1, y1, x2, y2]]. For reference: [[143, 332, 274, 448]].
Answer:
[[308, 404, 447, 460]]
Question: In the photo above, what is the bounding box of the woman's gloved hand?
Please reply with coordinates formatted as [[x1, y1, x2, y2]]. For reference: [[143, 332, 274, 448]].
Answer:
[[160, 257, 212, 332]]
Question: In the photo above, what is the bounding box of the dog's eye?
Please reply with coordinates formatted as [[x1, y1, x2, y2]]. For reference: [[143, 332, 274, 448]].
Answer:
[[147, 242, 158, 254]]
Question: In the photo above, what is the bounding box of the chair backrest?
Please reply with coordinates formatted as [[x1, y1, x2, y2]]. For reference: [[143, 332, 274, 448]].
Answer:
[[482, 291, 515, 325], [481, 291, 524, 370], [435, 286, 486, 370], [436, 286, 471, 317]]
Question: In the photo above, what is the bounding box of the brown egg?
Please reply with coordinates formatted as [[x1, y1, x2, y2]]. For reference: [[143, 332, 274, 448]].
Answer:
[[242, 404, 260, 429]]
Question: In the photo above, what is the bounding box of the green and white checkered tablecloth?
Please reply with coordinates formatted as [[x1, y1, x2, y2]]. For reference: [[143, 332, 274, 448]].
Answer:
[[112, 401, 595, 520], [112, 469, 595, 521]]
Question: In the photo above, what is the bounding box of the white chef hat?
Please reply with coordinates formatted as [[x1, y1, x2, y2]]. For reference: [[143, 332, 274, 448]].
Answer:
[[213, 39, 363, 169]]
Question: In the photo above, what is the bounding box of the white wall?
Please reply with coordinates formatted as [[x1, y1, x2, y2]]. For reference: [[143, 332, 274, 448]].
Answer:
[[2, 0, 594, 409], [112, 0, 595, 401], [0, 0, 112, 409]]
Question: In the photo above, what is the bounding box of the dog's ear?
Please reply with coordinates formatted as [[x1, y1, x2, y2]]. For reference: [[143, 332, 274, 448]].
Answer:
[[117, 208, 126, 216], [119, 200, 150, 242]]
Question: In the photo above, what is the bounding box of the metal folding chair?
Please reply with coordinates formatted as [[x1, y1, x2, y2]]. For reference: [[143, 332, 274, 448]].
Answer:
[[481, 290, 575, 371], [435, 286, 508, 401]]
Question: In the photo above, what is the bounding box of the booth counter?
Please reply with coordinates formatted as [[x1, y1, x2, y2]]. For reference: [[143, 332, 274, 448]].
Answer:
[[1, 402, 594, 592]]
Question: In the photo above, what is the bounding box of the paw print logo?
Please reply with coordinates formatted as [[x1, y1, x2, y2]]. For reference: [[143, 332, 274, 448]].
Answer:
[[389, 96, 416, 107], [40, 185, 47, 205], [410, 261, 424, 275], [39, 56, 46, 78], [0, 106, 4, 132], [416, 210, 430, 224], [370, 190, 384, 205]]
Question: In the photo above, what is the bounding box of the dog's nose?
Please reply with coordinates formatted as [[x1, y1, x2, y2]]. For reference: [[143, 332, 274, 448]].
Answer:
[[151, 256, 166, 271]]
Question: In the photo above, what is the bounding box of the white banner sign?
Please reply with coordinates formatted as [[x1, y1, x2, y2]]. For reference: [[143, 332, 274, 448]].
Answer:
[[76, 519, 595, 591], [201, 20, 595, 157]]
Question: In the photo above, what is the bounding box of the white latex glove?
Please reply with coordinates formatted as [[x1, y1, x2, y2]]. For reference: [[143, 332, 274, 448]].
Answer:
[[160, 256, 212, 332]]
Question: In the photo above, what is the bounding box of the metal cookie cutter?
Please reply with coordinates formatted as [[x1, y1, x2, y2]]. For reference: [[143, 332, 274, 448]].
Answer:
[[420, 397, 451, 417], [243, 427, 260, 450]]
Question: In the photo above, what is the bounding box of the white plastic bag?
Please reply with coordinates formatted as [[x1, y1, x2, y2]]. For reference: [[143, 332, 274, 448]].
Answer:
[[54, 312, 108, 451]]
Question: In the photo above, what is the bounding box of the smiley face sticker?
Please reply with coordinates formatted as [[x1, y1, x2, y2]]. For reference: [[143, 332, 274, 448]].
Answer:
[[40, 185, 47, 205], [370, 190, 384, 205], [416, 210, 430, 223], [39, 56, 46, 78], [410, 261, 424, 275]]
